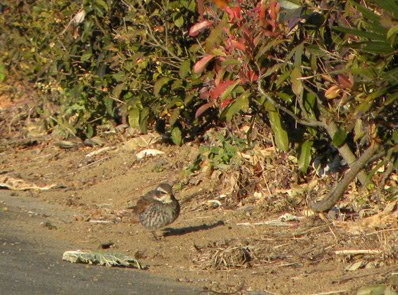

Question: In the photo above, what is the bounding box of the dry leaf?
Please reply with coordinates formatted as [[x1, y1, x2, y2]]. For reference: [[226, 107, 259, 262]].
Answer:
[[136, 149, 165, 159], [0, 175, 57, 191], [325, 85, 341, 99]]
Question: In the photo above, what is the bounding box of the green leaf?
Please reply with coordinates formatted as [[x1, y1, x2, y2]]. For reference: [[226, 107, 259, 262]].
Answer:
[[333, 27, 386, 41], [392, 129, 398, 144], [112, 83, 124, 98], [211, 48, 227, 56], [174, 15, 184, 28], [205, 18, 227, 52], [128, 108, 140, 128], [263, 63, 284, 78], [95, 0, 108, 10], [332, 128, 347, 147], [278, 0, 301, 9], [139, 107, 149, 134], [293, 42, 304, 67], [351, 2, 381, 23], [179, 59, 191, 79], [354, 119, 365, 142], [221, 59, 242, 66], [86, 123, 94, 138], [220, 80, 240, 102], [0, 63, 6, 81], [104, 96, 114, 117], [304, 92, 317, 120], [372, 0, 398, 19], [277, 69, 291, 87], [171, 79, 183, 90], [298, 139, 313, 173], [381, 67, 398, 82], [265, 102, 289, 152], [291, 67, 303, 96], [72, 84, 83, 99], [351, 68, 376, 81], [154, 77, 172, 96], [386, 91, 398, 105], [81, 51, 92, 62], [171, 126, 182, 146], [351, 2, 388, 35], [113, 71, 126, 82], [362, 41, 393, 54], [169, 108, 180, 126], [387, 25, 398, 40], [225, 92, 249, 122]]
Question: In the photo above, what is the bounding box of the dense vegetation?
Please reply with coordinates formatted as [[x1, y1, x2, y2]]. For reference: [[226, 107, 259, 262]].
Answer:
[[2, 0, 398, 208]]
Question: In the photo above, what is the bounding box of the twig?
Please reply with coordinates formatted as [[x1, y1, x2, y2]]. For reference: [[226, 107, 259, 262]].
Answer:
[[332, 268, 392, 283], [273, 262, 301, 268], [310, 290, 348, 295], [236, 221, 293, 226], [319, 213, 341, 241], [79, 156, 110, 168], [334, 249, 383, 255], [89, 220, 114, 224], [366, 227, 398, 236]]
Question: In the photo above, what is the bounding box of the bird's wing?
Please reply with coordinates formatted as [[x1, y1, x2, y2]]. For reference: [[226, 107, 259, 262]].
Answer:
[[128, 190, 159, 213]]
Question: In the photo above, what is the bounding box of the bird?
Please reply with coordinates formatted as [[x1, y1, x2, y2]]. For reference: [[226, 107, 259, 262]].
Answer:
[[128, 183, 180, 240]]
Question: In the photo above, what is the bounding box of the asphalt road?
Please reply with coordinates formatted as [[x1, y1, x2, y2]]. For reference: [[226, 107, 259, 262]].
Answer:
[[0, 190, 198, 295]]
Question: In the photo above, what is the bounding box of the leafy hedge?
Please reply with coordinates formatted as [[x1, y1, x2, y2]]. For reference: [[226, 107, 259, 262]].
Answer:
[[1, 0, 201, 141], [1, 0, 398, 189]]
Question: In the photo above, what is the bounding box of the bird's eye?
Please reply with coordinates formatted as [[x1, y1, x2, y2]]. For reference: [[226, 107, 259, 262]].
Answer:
[[157, 188, 168, 194]]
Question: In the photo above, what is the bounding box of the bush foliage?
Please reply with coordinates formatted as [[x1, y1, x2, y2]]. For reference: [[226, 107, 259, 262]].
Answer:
[[1, 0, 398, 185]]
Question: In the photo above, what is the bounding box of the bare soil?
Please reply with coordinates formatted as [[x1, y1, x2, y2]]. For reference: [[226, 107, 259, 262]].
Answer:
[[0, 192, 198, 295], [1, 136, 397, 295]]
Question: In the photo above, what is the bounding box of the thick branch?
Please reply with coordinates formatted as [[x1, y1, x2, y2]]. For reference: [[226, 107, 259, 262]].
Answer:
[[323, 119, 369, 186], [310, 142, 380, 212], [256, 64, 377, 211]]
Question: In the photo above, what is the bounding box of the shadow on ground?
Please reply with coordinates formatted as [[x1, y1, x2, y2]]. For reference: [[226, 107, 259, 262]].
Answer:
[[163, 220, 225, 237]]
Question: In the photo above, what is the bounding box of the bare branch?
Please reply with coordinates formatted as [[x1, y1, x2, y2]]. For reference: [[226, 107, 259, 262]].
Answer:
[[310, 142, 380, 212]]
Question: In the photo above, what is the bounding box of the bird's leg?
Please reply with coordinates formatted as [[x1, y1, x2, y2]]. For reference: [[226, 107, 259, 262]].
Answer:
[[151, 230, 162, 241]]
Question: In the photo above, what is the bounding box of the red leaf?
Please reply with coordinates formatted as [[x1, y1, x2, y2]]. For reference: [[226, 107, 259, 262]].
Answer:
[[257, 1, 266, 19], [189, 20, 214, 36], [338, 74, 353, 89], [195, 102, 214, 118], [231, 40, 245, 51], [199, 86, 210, 99], [248, 69, 258, 82], [221, 98, 233, 109], [210, 80, 236, 100], [269, 1, 280, 21], [196, 0, 204, 20], [193, 55, 216, 73], [226, 6, 241, 23], [215, 67, 226, 85]]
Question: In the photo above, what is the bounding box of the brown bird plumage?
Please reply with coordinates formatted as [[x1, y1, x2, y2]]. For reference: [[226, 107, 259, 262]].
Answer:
[[128, 183, 180, 239]]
